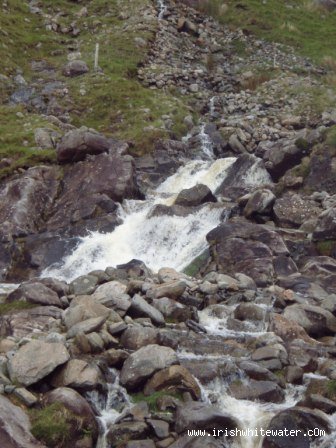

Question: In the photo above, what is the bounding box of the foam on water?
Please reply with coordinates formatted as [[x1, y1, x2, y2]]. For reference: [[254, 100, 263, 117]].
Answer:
[[42, 158, 236, 282]]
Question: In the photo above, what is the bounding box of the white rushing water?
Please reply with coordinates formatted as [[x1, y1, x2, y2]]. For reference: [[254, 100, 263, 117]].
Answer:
[[42, 157, 236, 282], [199, 123, 215, 159], [157, 0, 167, 19], [0, 283, 18, 295], [87, 370, 131, 448]]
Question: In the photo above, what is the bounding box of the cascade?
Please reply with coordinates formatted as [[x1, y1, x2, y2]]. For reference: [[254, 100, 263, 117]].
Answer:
[[157, 0, 167, 19]]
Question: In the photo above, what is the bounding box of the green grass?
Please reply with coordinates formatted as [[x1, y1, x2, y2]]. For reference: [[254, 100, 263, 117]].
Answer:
[[326, 125, 336, 148], [130, 390, 182, 412], [203, 0, 336, 63], [0, 301, 37, 315], [30, 403, 91, 447]]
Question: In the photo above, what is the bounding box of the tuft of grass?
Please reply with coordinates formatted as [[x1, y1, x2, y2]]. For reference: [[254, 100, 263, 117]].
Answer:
[[316, 240, 336, 256], [0, 301, 37, 315], [130, 391, 182, 412], [326, 126, 336, 148], [326, 380, 336, 400], [30, 403, 90, 447]]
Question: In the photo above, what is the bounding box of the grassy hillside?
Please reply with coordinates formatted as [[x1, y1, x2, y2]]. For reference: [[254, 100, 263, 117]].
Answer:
[[199, 0, 336, 63], [0, 0, 190, 178]]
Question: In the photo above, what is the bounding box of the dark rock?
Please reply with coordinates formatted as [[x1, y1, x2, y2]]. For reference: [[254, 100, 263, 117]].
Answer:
[[262, 407, 330, 448], [175, 402, 238, 434], [243, 189, 275, 218], [274, 193, 321, 228], [175, 184, 217, 207], [229, 379, 285, 403], [207, 218, 289, 286]]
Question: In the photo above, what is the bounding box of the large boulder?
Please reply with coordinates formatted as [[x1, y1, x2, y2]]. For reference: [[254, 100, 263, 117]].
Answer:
[[274, 193, 321, 228], [229, 379, 285, 403], [206, 218, 289, 286], [129, 294, 165, 326], [0, 306, 62, 339], [62, 60, 89, 77], [0, 166, 59, 241], [144, 365, 201, 399], [313, 207, 336, 241], [47, 150, 139, 232], [262, 407, 330, 448], [43, 387, 98, 439], [63, 295, 112, 329], [8, 340, 70, 386], [51, 359, 103, 391], [174, 184, 217, 207], [120, 326, 158, 350], [284, 304, 336, 337], [7, 282, 62, 307], [120, 344, 178, 389], [262, 137, 310, 181], [56, 128, 110, 163], [0, 394, 46, 448], [92, 281, 131, 316], [175, 402, 238, 434]]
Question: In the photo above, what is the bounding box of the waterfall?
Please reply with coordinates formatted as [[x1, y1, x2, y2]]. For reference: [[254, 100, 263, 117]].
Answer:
[[42, 157, 236, 282], [209, 96, 217, 117], [157, 0, 167, 19], [86, 370, 131, 448], [199, 123, 215, 159]]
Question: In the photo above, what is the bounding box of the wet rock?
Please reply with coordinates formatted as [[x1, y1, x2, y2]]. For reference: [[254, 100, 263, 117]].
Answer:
[[215, 154, 272, 200], [144, 365, 201, 399], [284, 366, 304, 384], [239, 361, 279, 383], [284, 304, 336, 337], [8, 340, 70, 386], [7, 282, 62, 307], [0, 394, 46, 448], [148, 420, 169, 439], [262, 407, 330, 448], [229, 379, 285, 403], [252, 344, 288, 365], [175, 184, 217, 207], [120, 326, 158, 350], [234, 303, 265, 321], [62, 60, 89, 77], [120, 344, 178, 389], [175, 401, 238, 434]]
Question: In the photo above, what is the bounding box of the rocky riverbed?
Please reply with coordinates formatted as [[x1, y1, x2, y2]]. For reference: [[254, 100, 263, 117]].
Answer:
[[1, 0, 336, 448]]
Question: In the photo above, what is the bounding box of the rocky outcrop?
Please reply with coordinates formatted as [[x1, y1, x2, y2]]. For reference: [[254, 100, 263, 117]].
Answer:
[[174, 184, 217, 207], [207, 218, 289, 285]]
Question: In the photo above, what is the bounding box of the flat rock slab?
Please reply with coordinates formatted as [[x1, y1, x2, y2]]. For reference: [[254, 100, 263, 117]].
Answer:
[[8, 340, 70, 386]]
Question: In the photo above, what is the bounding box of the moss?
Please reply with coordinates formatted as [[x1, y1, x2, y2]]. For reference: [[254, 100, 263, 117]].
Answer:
[[183, 249, 209, 277], [326, 380, 336, 400], [316, 240, 336, 256], [295, 138, 310, 152], [0, 301, 37, 315], [326, 126, 336, 148], [30, 403, 89, 447], [130, 390, 182, 412]]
